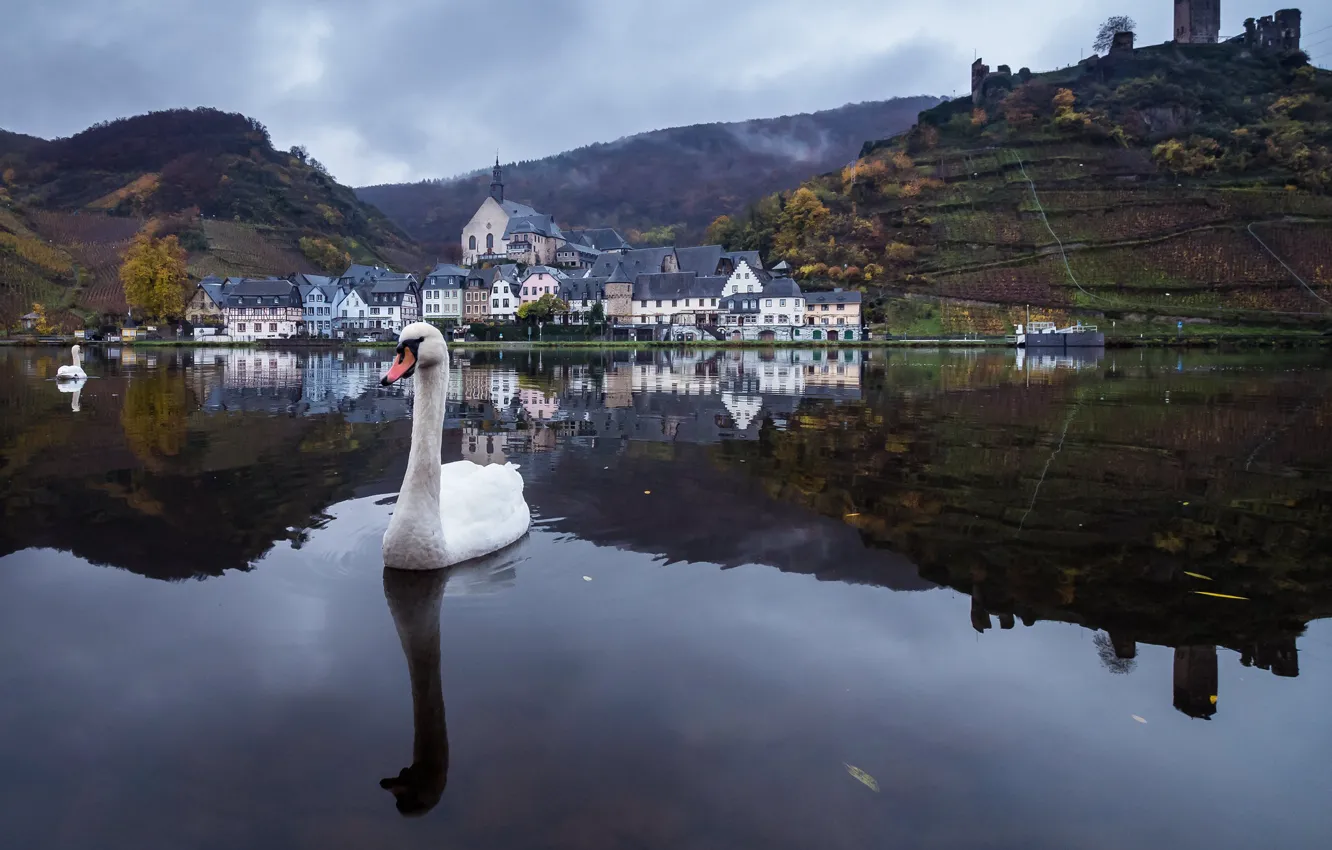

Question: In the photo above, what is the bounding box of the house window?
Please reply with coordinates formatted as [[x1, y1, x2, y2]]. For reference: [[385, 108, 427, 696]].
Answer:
[[711, 299, 717, 306], [837, 318, 845, 325], [838, 304, 845, 310], [503, 299, 510, 308], [269, 323, 278, 332], [486, 233, 494, 252], [493, 299, 499, 308], [469, 235, 477, 250], [779, 299, 786, 306], [656, 300, 663, 307], [238, 323, 246, 332], [821, 304, 829, 311]]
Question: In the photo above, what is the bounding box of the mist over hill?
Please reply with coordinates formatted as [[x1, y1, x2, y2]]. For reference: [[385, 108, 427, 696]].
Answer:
[[355, 97, 940, 254]]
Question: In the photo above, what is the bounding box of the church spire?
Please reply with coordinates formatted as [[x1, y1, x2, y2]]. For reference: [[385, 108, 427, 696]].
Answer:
[[490, 155, 504, 204]]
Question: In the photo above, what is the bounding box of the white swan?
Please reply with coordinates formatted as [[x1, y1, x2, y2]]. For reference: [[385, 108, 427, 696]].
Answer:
[[56, 344, 87, 381], [379, 322, 530, 570]]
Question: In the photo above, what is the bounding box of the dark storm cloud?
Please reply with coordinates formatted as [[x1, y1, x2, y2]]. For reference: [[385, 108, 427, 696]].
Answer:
[[5, 0, 1323, 185]]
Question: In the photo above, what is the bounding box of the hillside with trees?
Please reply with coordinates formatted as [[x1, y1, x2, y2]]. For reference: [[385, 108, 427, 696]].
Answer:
[[355, 97, 940, 257], [0, 108, 425, 328], [709, 40, 1332, 338]]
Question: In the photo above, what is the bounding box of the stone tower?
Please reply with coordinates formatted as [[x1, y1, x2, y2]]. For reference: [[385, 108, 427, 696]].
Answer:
[[1175, 0, 1221, 44], [489, 156, 504, 204]]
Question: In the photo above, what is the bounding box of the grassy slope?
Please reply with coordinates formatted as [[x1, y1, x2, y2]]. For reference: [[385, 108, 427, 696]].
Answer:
[[0, 108, 427, 327], [739, 42, 1332, 340]]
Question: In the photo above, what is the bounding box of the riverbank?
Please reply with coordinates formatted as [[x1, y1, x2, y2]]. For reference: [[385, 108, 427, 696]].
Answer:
[[4, 331, 1328, 349]]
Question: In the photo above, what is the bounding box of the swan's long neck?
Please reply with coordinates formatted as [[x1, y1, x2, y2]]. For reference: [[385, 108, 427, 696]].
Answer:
[[72, 347, 81, 368], [385, 354, 449, 564]]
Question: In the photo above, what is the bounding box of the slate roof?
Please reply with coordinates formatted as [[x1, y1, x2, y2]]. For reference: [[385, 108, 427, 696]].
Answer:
[[762, 277, 802, 298], [565, 228, 632, 252], [426, 263, 469, 279], [292, 273, 336, 288], [605, 262, 634, 285], [199, 280, 228, 308], [560, 277, 607, 302], [503, 214, 562, 239], [589, 247, 675, 278], [633, 272, 727, 301], [727, 250, 763, 270], [675, 245, 724, 276], [804, 288, 863, 305], [224, 278, 301, 307], [499, 200, 538, 218], [367, 275, 417, 306], [339, 264, 393, 284]]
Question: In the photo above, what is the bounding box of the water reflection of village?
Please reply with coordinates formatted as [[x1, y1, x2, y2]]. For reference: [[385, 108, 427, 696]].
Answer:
[[12, 345, 1326, 724]]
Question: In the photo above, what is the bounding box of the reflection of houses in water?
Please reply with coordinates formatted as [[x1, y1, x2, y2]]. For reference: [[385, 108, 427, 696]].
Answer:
[[519, 388, 560, 420], [462, 420, 557, 465], [490, 369, 518, 411]]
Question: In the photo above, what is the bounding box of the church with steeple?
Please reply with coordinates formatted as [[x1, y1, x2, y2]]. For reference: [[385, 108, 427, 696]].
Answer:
[[460, 157, 553, 265]]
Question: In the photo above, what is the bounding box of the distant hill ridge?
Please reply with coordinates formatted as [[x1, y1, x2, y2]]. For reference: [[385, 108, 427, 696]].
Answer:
[[355, 97, 940, 255], [0, 108, 425, 326]]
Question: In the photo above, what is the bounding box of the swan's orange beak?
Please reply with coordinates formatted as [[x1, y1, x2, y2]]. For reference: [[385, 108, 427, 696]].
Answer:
[[381, 347, 416, 386]]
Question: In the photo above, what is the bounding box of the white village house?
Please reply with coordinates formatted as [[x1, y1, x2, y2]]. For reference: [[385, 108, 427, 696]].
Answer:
[[222, 278, 304, 341], [422, 263, 467, 324]]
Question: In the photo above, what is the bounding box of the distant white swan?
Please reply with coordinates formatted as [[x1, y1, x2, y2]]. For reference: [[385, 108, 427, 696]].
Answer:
[[379, 322, 530, 569], [56, 344, 86, 381], [57, 375, 86, 412]]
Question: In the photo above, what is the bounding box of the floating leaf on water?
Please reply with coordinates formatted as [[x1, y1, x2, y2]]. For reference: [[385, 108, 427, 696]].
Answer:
[[582, 576, 592, 582], [1194, 591, 1249, 600], [844, 764, 879, 792], [1132, 715, 1148, 724], [1209, 695, 1218, 705], [643, 490, 651, 495], [1184, 572, 1213, 581], [844, 512, 861, 518]]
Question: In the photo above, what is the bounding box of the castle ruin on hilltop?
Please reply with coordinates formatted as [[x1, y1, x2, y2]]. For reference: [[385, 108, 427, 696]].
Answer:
[[1175, 0, 1221, 44], [969, 4, 1304, 103]]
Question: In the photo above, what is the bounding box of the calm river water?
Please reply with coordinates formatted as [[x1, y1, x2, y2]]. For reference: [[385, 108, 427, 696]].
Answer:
[[2, 344, 1330, 849]]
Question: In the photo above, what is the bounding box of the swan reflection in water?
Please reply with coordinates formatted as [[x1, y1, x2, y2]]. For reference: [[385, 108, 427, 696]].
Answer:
[[380, 555, 519, 816], [57, 376, 86, 412]]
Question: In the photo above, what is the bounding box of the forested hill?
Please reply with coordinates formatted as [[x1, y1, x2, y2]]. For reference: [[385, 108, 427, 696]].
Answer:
[[0, 108, 424, 327], [356, 97, 940, 253], [714, 42, 1332, 337]]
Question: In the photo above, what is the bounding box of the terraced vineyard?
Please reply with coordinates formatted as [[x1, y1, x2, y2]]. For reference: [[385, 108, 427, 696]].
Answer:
[[724, 41, 1332, 337]]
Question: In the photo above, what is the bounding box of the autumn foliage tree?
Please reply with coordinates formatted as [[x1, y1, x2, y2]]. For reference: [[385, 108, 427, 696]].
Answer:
[[517, 294, 569, 323], [300, 236, 350, 273], [119, 233, 189, 321]]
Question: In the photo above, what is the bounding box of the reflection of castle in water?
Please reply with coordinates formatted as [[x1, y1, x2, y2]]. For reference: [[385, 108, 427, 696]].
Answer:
[[967, 583, 1301, 722]]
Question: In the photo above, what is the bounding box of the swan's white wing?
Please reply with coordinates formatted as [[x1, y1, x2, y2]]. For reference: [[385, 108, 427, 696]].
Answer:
[[438, 461, 531, 564], [56, 365, 85, 380]]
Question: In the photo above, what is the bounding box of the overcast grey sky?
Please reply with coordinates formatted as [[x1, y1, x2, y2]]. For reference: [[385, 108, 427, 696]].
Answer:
[[3, 1, 1328, 186]]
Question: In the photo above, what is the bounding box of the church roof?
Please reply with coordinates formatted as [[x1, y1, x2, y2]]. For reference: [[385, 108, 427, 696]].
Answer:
[[499, 200, 538, 218], [503, 214, 562, 239], [676, 245, 724, 276]]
